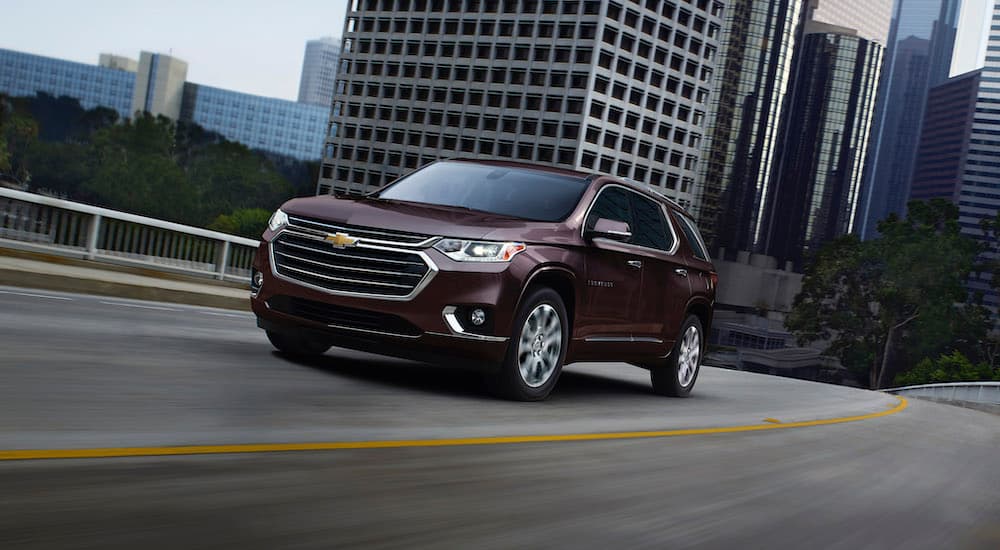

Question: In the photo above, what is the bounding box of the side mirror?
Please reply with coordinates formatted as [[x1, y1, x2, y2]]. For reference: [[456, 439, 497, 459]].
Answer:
[[586, 218, 632, 242]]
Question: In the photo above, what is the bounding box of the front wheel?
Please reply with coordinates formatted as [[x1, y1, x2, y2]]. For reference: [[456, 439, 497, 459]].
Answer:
[[650, 315, 703, 397], [266, 329, 331, 357], [485, 288, 568, 401]]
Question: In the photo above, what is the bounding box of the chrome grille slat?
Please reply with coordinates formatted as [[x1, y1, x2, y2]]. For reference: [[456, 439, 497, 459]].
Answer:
[[271, 228, 434, 298], [274, 250, 423, 278], [286, 215, 431, 245], [280, 240, 425, 266], [280, 265, 412, 289]]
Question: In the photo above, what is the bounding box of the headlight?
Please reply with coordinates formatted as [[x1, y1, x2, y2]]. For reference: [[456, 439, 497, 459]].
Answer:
[[433, 239, 527, 262], [267, 209, 289, 232]]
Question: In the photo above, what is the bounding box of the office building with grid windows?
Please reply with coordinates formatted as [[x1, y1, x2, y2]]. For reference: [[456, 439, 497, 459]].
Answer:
[[316, 0, 725, 210], [957, 0, 1000, 309], [298, 37, 342, 106]]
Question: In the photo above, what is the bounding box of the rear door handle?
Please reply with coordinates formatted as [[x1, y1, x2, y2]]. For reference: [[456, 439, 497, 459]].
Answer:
[[674, 268, 688, 277], [627, 260, 643, 269]]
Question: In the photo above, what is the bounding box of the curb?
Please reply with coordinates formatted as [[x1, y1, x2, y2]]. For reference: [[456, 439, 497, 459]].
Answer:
[[0, 268, 250, 311]]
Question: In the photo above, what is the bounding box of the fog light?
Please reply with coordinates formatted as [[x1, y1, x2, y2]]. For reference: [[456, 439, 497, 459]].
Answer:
[[252, 270, 264, 290], [470, 308, 486, 326]]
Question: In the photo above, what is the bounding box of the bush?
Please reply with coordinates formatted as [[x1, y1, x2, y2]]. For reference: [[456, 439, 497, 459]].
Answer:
[[208, 208, 272, 239], [894, 350, 999, 386]]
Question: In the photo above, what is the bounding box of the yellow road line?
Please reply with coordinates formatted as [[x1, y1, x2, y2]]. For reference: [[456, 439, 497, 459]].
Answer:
[[0, 396, 908, 461]]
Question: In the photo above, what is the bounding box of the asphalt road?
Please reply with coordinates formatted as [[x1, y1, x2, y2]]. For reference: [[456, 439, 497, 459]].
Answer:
[[1, 286, 998, 549]]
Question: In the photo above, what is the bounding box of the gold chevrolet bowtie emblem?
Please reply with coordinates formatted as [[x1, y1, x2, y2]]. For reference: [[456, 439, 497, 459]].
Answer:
[[325, 232, 359, 248]]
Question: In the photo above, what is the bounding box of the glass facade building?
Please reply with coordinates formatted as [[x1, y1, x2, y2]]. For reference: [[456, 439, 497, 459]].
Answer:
[[317, 0, 725, 209], [857, 0, 961, 240], [762, 31, 884, 266], [0, 47, 329, 160], [909, 69, 980, 202], [695, 0, 803, 254], [181, 84, 330, 161], [0, 47, 135, 119]]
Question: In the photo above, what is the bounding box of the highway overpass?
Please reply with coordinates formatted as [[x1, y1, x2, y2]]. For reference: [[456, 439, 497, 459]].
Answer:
[[0, 286, 998, 548]]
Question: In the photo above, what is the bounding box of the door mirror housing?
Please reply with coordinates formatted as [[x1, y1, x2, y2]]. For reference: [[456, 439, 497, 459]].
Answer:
[[586, 218, 632, 242]]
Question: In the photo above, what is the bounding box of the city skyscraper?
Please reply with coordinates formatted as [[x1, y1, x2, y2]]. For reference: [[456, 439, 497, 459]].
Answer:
[[695, 0, 803, 256], [857, 0, 962, 240], [316, 0, 725, 209], [763, 28, 884, 265], [297, 37, 342, 107], [909, 69, 980, 202], [760, 0, 892, 266], [956, 0, 1000, 309]]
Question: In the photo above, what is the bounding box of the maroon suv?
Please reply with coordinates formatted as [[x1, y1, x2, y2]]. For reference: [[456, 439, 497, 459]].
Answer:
[[251, 160, 716, 401]]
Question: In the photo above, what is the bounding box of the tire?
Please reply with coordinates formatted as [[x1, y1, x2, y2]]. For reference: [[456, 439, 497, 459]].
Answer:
[[266, 329, 332, 357], [651, 315, 703, 397], [485, 288, 568, 401]]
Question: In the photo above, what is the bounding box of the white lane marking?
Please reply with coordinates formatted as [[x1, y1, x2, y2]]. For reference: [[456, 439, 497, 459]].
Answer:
[[99, 301, 180, 312], [200, 311, 254, 319], [0, 290, 74, 301]]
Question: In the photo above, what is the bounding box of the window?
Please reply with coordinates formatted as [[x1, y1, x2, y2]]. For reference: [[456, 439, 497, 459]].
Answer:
[[675, 212, 709, 260], [629, 193, 672, 251]]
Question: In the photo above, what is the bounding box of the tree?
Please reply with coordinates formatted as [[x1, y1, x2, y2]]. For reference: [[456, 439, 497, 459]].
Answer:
[[0, 98, 39, 185], [208, 208, 272, 239], [894, 350, 999, 386], [186, 141, 292, 221], [787, 200, 983, 388]]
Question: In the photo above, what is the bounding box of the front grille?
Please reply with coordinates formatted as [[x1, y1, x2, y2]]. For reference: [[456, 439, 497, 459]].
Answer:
[[271, 231, 432, 298], [267, 295, 422, 337], [287, 214, 432, 245]]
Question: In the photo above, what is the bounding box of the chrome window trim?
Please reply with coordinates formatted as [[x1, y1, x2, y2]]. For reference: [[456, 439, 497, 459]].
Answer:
[[580, 183, 681, 257], [269, 227, 439, 301], [437, 306, 509, 342]]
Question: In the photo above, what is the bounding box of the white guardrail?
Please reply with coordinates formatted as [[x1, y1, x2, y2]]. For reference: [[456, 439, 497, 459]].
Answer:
[[0, 187, 260, 282], [885, 382, 1000, 405]]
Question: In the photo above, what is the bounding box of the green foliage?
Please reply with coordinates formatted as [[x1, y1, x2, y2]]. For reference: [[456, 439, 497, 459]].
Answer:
[[186, 141, 292, 221], [786, 199, 984, 388], [894, 350, 999, 386], [0, 97, 39, 184], [208, 208, 272, 239]]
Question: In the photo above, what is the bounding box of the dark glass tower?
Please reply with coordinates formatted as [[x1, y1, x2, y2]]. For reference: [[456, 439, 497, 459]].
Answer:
[[696, 0, 803, 255], [762, 29, 884, 266], [856, 0, 961, 239]]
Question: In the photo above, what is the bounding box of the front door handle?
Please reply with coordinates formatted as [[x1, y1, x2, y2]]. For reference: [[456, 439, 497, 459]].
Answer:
[[674, 268, 688, 277], [627, 260, 643, 269]]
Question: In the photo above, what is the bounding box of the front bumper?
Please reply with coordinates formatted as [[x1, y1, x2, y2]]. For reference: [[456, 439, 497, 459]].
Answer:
[[251, 238, 529, 366]]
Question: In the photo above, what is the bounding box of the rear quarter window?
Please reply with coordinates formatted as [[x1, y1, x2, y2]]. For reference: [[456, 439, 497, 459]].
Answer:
[[675, 213, 710, 261]]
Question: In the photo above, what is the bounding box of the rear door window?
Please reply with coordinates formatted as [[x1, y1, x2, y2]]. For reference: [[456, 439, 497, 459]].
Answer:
[[629, 193, 673, 252]]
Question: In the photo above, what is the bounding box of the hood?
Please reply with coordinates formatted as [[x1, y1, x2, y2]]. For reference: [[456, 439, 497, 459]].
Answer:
[[280, 195, 564, 242]]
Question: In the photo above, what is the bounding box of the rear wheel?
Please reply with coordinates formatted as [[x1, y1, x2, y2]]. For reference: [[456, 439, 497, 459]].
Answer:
[[650, 315, 703, 397], [485, 288, 568, 401], [266, 329, 331, 357]]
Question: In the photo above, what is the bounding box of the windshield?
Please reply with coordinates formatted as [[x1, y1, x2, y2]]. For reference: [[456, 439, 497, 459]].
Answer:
[[376, 161, 590, 222]]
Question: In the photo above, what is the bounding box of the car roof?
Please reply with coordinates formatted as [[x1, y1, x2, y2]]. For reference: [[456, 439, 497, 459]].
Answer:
[[438, 159, 694, 218], [441, 158, 593, 179]]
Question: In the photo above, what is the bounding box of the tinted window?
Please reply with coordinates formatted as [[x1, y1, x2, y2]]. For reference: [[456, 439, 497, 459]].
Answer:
[[630, 193, 673, 251], [377, 161, 590, 222], [585, 186, 632, 231], [676, 213, 710, 260]]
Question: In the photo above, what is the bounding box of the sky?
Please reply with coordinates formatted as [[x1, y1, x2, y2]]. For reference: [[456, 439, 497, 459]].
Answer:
[[0, 0, 349, 101], [0, 0, 992, 100]]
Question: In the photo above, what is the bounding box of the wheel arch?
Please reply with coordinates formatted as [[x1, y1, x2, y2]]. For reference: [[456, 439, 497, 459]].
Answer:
[[519, 265, 578, 335], [685, 298, 713, 342]]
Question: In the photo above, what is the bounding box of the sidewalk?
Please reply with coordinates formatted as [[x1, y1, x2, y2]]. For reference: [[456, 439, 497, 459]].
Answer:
[[0, 253, 250, 310]]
